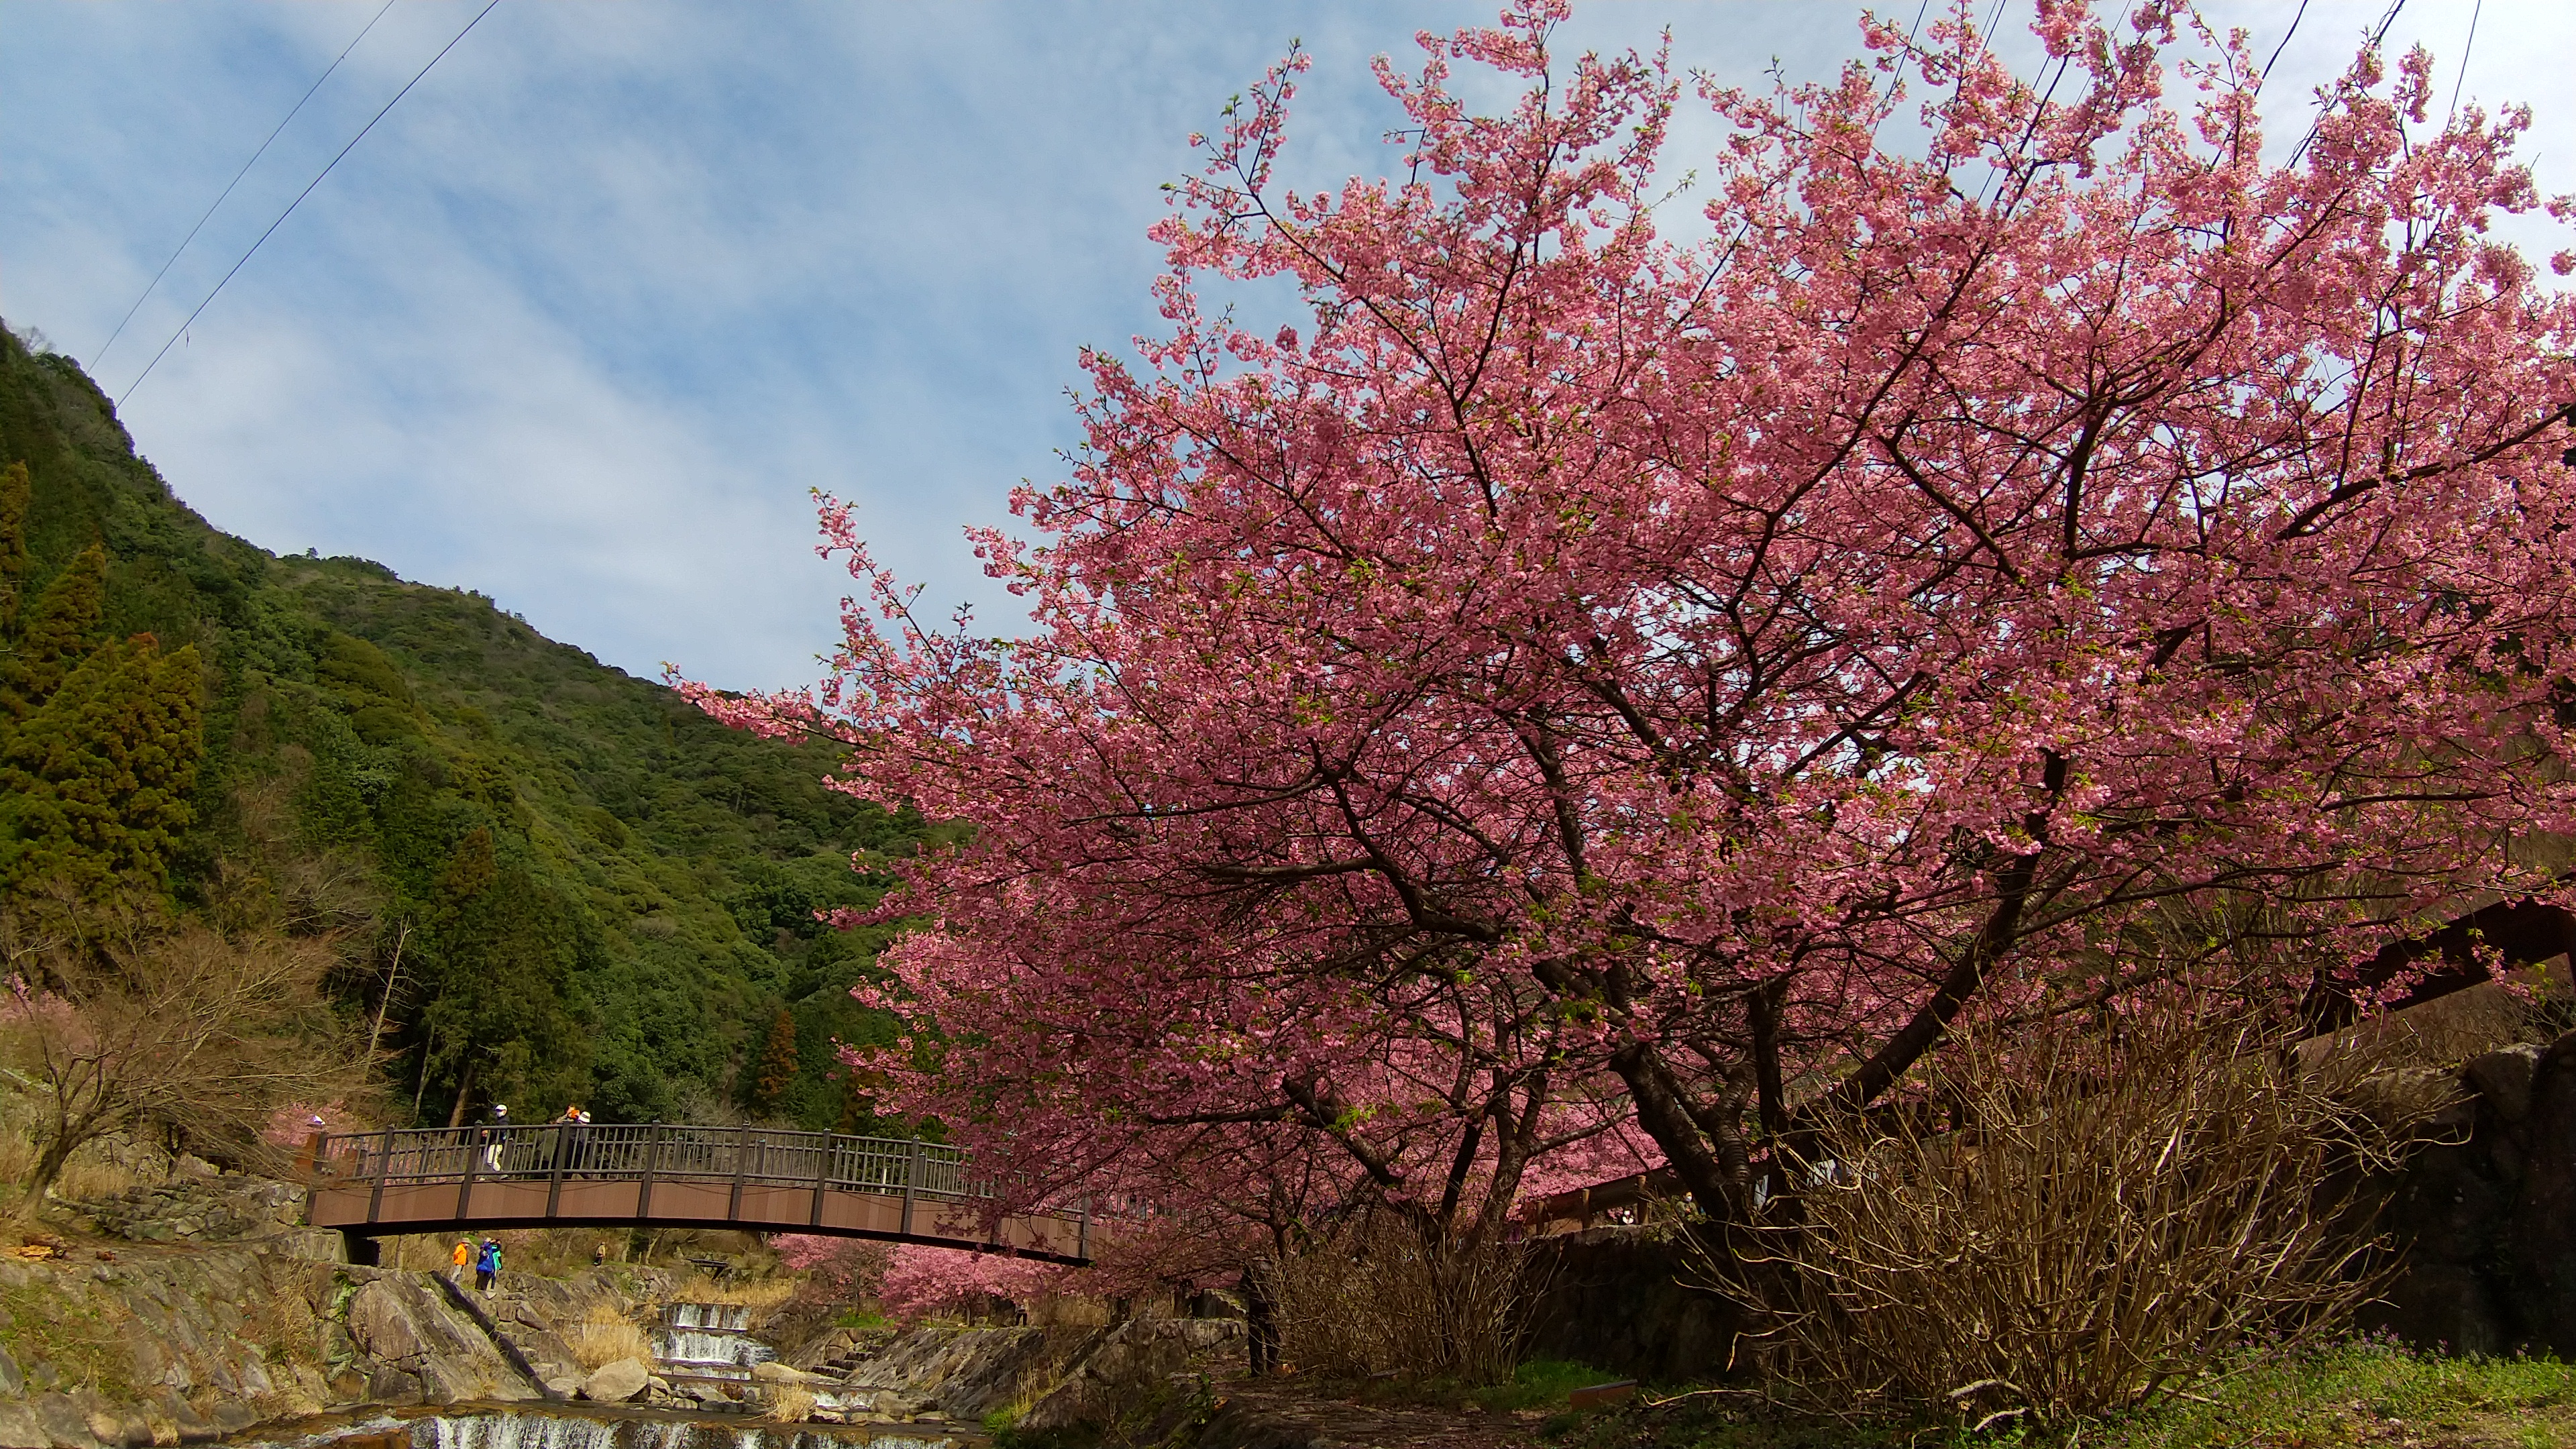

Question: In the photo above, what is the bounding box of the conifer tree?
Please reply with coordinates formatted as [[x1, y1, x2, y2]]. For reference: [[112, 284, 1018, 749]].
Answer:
[[752, 1007, 800, 1111], [1, 541, 105, 721], [0, 461, 28, 635], [413, 826, 590, 1122], [0, 635, 204, 900]]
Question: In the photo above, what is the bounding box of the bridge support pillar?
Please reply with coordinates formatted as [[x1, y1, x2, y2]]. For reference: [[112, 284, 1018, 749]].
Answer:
[[341, 1231, 381, 1267]]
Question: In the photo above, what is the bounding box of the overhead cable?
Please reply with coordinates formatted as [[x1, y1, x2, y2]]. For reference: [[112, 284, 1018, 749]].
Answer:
[[118, 0, 503, 407], [91, 0, 399, 373]]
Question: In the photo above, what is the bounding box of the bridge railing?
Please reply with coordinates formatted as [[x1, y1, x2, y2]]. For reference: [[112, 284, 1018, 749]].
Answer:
[[313, 1123, 987, 1205]]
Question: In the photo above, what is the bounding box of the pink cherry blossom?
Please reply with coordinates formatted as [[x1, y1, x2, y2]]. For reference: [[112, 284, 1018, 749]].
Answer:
[[689, 1, 2576, 1232]]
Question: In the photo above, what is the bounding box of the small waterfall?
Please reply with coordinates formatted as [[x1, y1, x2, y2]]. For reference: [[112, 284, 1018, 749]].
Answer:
[[667, 1303, 752, 1332], [653, 1330, 775, 1368], [653, 1303, 777, 1391]]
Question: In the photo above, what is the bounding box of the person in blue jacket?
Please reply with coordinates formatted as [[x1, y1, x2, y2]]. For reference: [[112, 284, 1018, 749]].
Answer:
[[474, 1236, 502, 1292]]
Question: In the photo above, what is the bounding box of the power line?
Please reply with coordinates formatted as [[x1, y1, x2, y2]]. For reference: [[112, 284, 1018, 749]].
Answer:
[[90, 0, 398, 374], [2446, 0, 2482, 127], [2259, 0, 2312, 89], [2288, 0, 2407, 170], [117, 0, 503, 409]]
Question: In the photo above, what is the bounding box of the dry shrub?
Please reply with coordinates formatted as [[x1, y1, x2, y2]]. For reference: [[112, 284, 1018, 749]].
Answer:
[[1026, 1293, 1114, 1328], [0, 1126, 148, 1205], [1733, 998, 2418, 1426], [758, 1386, 816, 1423], [1266, 1214, 1532, 1385], [671, 1271, 797, 1311], [1, 902, 368, 1213], [569, 1303, 653, 1371]]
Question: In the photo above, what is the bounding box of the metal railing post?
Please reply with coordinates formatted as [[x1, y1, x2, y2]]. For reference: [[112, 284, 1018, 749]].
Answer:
[[808, 1133, 830, 1228], [546, 1123, 568, 1219], [455, 1127, 480, 1220], [1077, 1195, 1089, 1262], [365, 1133, 394, 1225], [900, 1139, 922, 1237], [636, 1126, 661, 1220], [727, 1126, 749, 1220]]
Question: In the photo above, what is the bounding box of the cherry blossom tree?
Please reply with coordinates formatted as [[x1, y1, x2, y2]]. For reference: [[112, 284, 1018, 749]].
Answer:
[[691, 0, 2576, 1230]]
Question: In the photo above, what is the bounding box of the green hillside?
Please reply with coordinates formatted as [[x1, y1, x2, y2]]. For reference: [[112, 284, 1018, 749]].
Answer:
[[0, 324, 924, 1131]]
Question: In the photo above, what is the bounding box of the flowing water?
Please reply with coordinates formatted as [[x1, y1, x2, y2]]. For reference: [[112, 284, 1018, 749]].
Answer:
[[666, 1305, 753, 1332], [653, 1303, 778, 1387], [217, 1405, 977, 1449]]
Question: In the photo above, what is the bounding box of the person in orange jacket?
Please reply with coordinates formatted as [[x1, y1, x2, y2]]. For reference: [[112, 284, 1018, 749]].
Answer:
[[450, 1238, 473, 1285]]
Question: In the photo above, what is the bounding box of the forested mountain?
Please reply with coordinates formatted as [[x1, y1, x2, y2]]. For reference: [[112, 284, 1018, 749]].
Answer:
[[0, 324, 926, 1131]]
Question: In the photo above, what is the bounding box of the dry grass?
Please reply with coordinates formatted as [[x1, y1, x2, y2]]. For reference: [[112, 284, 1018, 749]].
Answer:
[[757, 1386, 817, 1424], [568, 1303, 654, 1372], [1026, 1293, 1115, 1328], [1267, 1215, 1533, 1385], [670, 1271, 798, 1310], [1727, 997, 2426, 1426], [0, 1121, 155, 1210]]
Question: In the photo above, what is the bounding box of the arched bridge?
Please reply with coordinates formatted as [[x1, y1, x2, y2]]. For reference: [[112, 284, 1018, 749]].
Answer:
[[305, 1124, 1092, 1266]]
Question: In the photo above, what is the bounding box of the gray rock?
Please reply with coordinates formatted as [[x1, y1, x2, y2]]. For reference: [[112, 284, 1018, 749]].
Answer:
[[0, 1402, 45, 1449], [578, 1357, 652, 1403], [30, 1393, 98, 1449], [364, 1366, 425, 1404], [0, 1341, 20, 1395], [343, 1281, 429, 1362], [2467, 1042, 2546, 1122]]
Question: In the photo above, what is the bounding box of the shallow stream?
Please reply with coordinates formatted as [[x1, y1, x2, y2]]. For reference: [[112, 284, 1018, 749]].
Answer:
[[218, 1402, 981, 1449]]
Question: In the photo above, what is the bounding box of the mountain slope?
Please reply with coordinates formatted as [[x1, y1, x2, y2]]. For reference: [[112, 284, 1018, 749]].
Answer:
[[0, 323, 917, 1130]]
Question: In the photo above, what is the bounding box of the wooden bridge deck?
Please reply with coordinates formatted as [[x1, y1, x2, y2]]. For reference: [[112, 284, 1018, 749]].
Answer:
[[305, 1124, 1091, 1265]]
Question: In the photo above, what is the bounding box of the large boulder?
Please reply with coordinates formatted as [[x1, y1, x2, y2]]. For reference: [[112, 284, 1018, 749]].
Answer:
[[578, 1358, 652, 1404]]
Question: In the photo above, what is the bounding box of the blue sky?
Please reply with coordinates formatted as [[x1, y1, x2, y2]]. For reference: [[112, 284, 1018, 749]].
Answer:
[[3, 1, 2567, 690]]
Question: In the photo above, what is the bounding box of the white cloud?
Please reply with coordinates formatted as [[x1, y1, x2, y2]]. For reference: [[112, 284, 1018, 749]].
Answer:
[[3, 1, 2567, 690]]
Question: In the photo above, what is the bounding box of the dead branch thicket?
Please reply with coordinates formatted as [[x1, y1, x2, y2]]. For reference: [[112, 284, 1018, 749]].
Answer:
[[1262, 1213, 1535, 1385], [1727, 998, 2424, 1426], [1, 899, 371, 1213]]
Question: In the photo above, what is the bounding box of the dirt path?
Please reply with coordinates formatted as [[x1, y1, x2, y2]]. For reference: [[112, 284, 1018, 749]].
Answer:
[[1197, 1381, 1552, 1448]]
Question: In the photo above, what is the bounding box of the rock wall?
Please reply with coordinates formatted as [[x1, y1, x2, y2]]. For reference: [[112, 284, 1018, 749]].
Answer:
[[2366, 1029, 2576, 1355], [66, 1168, 307, 1248], [833, 1322, 1081, 1420], [0, 1240, 562, 1449], [1016, 1320, 1244, 1434], [1517, 1228, 1746, 1383]]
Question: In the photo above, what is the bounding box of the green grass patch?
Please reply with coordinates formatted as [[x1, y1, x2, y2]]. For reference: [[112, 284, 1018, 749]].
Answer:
[[2090, 1340, 2576, 1449], [1554, 1342, 2576, 1449], [1475, 1358, 1626, 1413]]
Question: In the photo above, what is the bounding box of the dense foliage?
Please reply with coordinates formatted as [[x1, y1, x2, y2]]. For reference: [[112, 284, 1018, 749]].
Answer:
[[696, 0, 2576, 1241], [0, 326, 929, 1129]]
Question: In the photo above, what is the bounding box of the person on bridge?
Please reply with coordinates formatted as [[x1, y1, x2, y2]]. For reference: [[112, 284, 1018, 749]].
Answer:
[[479, 1104, 509, 1175], [449, 1238, 473, 1286], [475, 1236, 502, 1292]]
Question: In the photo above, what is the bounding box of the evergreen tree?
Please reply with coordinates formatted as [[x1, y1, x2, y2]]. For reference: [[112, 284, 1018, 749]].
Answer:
[[751, 1007, 799, 1111], [2, 541, 105, 721], [0, 635, 204, 900], [413, 826, 591, 1122], [0, 460, 28, 635]]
